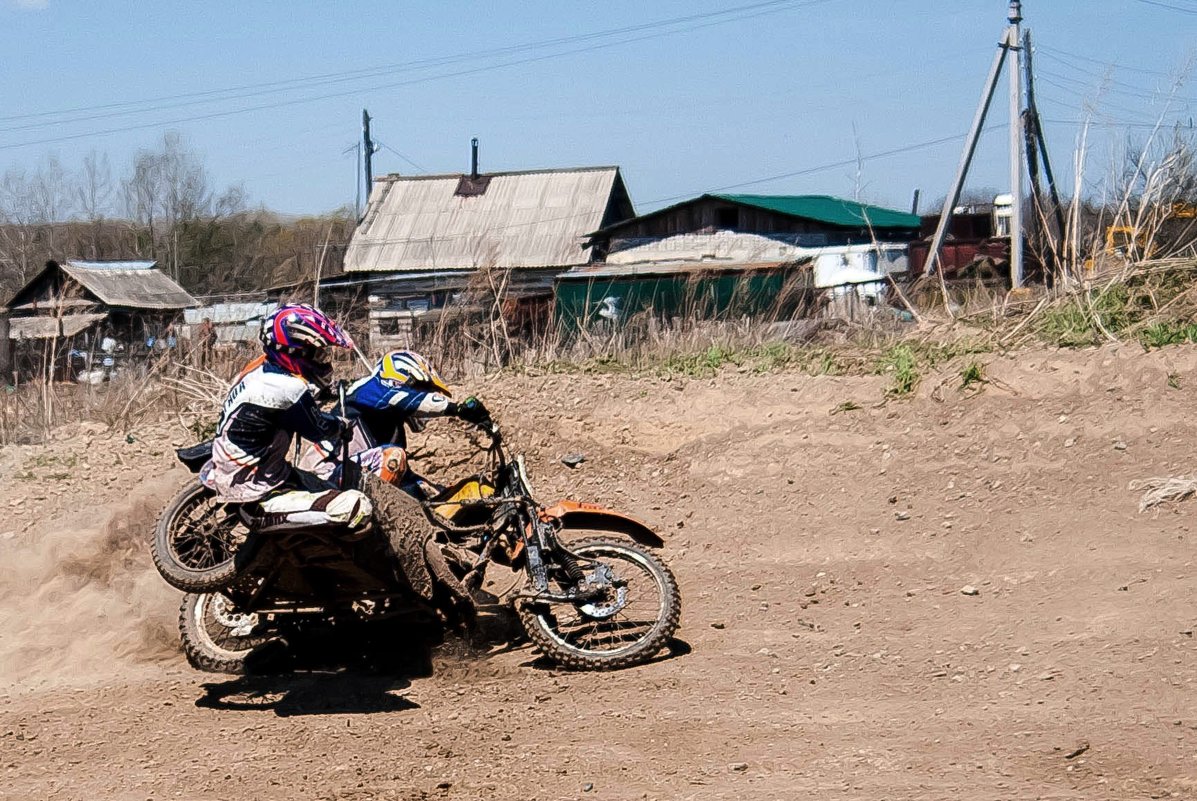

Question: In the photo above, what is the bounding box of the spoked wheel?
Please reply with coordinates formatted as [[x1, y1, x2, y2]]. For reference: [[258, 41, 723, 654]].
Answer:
[[517, 537, 681, 671], [179, 592, 277, 674], [152, 483, 249, 592]]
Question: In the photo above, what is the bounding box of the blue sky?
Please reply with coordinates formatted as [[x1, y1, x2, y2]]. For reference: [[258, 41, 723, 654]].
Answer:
[[0, 0, 1193, 216]]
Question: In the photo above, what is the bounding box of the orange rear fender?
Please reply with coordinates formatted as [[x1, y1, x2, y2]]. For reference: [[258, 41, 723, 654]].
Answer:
[[540, 500, 665, 549]]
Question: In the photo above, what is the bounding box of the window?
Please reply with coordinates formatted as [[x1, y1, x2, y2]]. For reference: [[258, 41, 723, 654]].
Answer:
[[715, 207, 739, 230]]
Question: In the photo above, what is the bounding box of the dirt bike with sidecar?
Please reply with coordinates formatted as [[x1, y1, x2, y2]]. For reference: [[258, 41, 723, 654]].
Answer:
[[151, 417, 681, 673]]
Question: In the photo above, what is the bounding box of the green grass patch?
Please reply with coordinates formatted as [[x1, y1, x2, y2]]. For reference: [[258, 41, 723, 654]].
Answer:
[[1140, 321, 1197, 350], [960, 361, 987, 390], [1032, 272, 1197, 350], [877, 344, 920, 397]]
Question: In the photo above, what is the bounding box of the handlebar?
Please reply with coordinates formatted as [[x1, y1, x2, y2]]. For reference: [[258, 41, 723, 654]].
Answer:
[[479, 418, 502, 448]]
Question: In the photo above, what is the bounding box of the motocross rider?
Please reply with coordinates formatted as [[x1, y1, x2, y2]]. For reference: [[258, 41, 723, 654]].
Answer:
[[302, 350, 490, 497], [202, 304, 372, 533]]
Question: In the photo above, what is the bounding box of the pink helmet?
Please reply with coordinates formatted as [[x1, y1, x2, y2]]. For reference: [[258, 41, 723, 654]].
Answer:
[[260, 304, 353, 387]]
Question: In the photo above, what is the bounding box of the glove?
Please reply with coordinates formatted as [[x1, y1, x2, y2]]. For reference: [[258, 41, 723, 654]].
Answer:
[[455, 396, 490, 426]]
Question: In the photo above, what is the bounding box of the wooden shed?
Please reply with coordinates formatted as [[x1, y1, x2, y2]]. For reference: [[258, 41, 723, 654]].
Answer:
[[3, 259, 196, 381]]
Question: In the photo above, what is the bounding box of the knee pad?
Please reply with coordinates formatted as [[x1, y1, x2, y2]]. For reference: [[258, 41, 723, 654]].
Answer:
[[323, 489, 373, 529], [378, 446, 408, 486]]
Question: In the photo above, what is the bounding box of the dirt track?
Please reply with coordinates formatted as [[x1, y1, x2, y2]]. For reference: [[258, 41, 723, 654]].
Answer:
[[2, 344, 1197, 800]]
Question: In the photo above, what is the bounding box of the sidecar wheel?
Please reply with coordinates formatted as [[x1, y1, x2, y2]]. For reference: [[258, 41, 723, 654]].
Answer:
[[152, 483, 248, 593]]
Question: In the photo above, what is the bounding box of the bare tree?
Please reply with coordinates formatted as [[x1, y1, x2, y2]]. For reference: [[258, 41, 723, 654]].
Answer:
[[0, 157, 74, 292], [121, 132, 215, 277], [29, 156, 72, 243], [0, 167, 39, 290], [77, 150, 114, 259], [122, 149, 160, 259]]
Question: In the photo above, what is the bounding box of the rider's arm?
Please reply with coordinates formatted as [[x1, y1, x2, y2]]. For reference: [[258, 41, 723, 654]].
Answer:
[[280, 390, 344, 443], [397, 388, 483, 420], [347, 376, 482, 421], [351, 376, 453, 416]]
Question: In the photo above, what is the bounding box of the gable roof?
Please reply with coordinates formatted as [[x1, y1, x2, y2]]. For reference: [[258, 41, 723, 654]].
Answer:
[[7, 260, 197, 311], [60, 261, 197, 309], [343, 167, 634, 273], [591, 193, 920, 239], [712, 194, 921, 230]]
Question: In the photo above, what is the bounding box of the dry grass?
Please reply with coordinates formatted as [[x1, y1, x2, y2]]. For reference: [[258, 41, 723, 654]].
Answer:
[[0, 346, 259, 446]]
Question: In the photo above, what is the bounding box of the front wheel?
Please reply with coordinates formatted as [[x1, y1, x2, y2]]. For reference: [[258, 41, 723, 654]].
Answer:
[[517, 537, 681, 671]]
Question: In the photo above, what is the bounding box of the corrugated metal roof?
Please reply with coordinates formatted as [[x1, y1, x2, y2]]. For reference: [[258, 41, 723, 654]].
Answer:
[[60, 261, 197, 310], [606, 231, 809, 265], [713, 194, 921, 230], [344, 167, 625, 273], [65, 260, 157, 271], [591, 193, 921, 239], [183, 301, 277, 325], [9, 313, 106, 340]]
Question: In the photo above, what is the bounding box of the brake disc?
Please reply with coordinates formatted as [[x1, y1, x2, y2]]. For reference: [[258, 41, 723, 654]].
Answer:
[[210, 594, 260, 638], [577, 563, 628, 619]]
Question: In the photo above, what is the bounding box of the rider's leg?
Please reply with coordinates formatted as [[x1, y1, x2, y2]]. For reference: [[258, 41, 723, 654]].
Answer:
[[351, 444, 408, 486], [400, 468, 443, 499], [256, 487, 373, 533]]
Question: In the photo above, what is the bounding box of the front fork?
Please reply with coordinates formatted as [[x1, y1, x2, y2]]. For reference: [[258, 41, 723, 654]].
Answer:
[[522, 518, 588, 596]]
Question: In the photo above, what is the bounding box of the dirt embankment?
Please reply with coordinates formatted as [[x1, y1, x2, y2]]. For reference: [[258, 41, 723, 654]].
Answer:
[[2, 343, 1197, 800]]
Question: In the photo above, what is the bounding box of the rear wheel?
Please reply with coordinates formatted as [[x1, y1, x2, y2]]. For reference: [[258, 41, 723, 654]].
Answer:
[[517, 537, 680, 671], [152, 483, 248, 592], [179, 592, 277, 674]]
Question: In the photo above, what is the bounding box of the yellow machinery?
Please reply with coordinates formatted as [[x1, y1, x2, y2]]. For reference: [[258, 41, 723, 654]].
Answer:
[[1088, 202, 1196, 270]]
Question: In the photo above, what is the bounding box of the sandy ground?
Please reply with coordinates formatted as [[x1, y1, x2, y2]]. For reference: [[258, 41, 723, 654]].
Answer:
[[2, 343, 1196, 800]]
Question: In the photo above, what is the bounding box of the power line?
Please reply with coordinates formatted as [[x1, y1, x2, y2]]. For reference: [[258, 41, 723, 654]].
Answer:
[[1036, 54, 1196, 103], [0, 0, 825, 133], [0, 1, 834, 153], [649, 129, 995, 202], [1036, 44, 1179, 79], [376, 141, 428, 174], [1042, 117, 1197, 131], [1036, 76, 1180, 122], [1038, 67, 1194, 106], [1132, 0, 1197, 14]]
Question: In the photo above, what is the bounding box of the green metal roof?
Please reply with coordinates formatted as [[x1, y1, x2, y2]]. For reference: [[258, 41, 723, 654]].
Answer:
[[713, 194, 920, 230]]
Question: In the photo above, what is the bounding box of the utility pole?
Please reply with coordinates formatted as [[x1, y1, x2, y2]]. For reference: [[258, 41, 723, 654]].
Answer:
[[923, 1, 1033, 290], [352, 142, 362, 219], [1007, 0, 1024, 288], [362, 109, 376, 202], [1023, 28, 1067, 261]]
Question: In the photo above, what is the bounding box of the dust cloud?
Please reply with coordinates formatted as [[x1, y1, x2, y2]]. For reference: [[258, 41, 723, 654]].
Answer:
[[0, 476, 183, 689]]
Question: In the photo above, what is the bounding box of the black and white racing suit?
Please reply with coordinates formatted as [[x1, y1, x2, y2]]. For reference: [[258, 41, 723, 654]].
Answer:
[[200, 361, 372, 531]]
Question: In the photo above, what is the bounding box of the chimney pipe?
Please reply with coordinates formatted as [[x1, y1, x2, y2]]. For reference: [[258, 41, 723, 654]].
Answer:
[[470, 137, 479, 179]]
